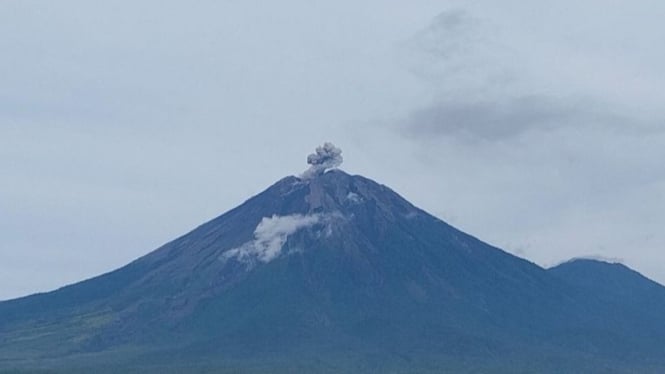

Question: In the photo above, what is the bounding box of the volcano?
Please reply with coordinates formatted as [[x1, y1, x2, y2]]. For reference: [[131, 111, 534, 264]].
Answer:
[[2, 145, 665, 373]]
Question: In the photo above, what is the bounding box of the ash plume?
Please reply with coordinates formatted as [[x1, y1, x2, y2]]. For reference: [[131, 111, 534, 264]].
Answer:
[[302, 142, 343, 179]]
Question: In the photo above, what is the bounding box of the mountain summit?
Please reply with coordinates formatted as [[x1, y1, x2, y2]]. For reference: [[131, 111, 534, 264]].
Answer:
[[2, 144, 665, 373]]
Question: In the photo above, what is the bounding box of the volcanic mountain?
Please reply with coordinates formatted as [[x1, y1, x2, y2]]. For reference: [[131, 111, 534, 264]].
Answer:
[[2, 148, 665, 373]]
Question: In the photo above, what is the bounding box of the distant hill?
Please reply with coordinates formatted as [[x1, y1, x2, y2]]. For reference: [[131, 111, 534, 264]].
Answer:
[[2, 167, 665, 373]]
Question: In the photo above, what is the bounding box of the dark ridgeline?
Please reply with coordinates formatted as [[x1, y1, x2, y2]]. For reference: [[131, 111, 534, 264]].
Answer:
[[1, 168, 665, 373]]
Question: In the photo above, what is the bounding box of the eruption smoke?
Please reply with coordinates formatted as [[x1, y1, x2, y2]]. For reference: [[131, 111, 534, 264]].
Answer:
[[302, 142, 343, 179]]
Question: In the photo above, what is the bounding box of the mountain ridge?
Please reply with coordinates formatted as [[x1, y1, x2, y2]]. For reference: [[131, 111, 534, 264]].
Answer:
[[2, 168, 665, 373]]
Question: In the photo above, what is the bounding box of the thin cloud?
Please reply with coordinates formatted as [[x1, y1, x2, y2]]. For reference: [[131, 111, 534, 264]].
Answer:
[[221, 214, 322, 265], [400, 95, 660, 142]]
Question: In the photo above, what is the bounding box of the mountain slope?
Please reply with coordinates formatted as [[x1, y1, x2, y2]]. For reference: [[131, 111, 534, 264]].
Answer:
[[1, 169, 665, 373]]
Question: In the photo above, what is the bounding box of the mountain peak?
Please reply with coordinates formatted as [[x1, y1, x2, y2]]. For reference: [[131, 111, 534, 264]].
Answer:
[[550, 257, 665, 300], [4, 158, 665, 372], [554, 257, 624, 267], [207, 168, 422, 269]]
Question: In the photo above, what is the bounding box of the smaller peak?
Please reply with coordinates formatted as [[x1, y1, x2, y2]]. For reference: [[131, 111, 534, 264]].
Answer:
[[549, 257, 665, 292], [552, 256, 625, 269]]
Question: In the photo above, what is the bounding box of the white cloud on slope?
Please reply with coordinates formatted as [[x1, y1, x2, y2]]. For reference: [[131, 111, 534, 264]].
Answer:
[[222, 214, 321, 264]]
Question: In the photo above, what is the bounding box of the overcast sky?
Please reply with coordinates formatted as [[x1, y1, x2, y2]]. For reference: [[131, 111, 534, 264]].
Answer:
[[2, 0, 665, 300]]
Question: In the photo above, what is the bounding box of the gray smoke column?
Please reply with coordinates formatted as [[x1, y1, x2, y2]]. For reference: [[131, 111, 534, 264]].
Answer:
[[301, 143, 343, 179]]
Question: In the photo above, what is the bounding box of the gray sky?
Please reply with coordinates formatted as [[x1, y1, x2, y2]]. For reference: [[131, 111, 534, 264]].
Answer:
[[2, 0, 665, 300]]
